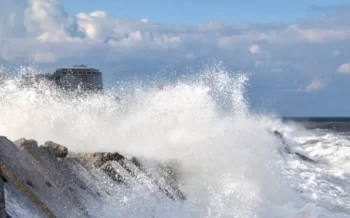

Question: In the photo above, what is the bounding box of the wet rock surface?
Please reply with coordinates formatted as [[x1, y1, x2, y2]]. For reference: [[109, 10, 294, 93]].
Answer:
[[272, 130, 317, 163], [0, 136, 186, 218], [77, 152, 125, 168], [41, 141, 68, 158]]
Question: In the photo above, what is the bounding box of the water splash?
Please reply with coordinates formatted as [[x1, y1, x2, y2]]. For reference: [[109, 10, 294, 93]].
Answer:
[[0, 64, 348, 217]]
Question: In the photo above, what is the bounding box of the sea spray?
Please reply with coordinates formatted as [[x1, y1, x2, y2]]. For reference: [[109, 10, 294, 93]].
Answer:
[[0, 64, 349, 217]]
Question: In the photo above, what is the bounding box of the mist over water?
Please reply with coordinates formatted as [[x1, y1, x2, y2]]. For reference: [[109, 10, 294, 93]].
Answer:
[[0, 64, 349, 217]]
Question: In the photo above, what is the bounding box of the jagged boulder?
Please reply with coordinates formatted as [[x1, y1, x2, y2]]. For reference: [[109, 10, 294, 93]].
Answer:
[[2, 136, 187, 217], [13, 138, 38, 151], [41, 141, 68, 158], [14, 138, 69, 159], [128, 157, 186, 201], [77, 152, 125, 168], [272, 130, 317, 164]]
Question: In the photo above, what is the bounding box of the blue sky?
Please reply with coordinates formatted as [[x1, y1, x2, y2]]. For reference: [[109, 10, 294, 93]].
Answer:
[[61, 0, 349, 24], [1, 0, 350, 116]]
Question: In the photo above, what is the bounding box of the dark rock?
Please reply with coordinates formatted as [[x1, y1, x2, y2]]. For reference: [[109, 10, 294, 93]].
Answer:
[[126, 157, 186, 201], [102, 164, 125, 184], [79, 184, 87, 190], [118, 160, 134, 176], [102, 152, 125, 164], [78, 152, 125, 168], [295, 152, 318, 164], [273, 130, 283, 138], [0, 175, 7, 183], [1, 173, 5, 218], [13, 138, 38, 151], [42, 141, 68, 158], [131, 157, 143, 170], [272, 130, 317, 164], [301, 139, 320, 145], [26, 180, 34, 187], [158, 161, 186, 201], [1, 136, 187, 216], [0, 137, 87, 217], [45, 181, 52, 187]]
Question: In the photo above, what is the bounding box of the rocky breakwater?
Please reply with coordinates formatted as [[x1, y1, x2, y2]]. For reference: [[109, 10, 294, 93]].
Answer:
[[0, 136, 185, 218]]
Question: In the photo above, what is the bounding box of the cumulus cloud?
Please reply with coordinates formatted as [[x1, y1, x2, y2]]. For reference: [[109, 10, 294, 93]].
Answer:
[[337, 63, 350, 74], [1, 1, 350, 116], [24, 0, 85, 41], [249, 44, 261, 54], [89, 10, 108, 18], [0, 0, 350, 85], [293, 27, 350, 43]]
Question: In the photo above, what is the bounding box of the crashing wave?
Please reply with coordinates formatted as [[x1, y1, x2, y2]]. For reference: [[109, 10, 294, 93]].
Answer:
[[0, 64, 349, 217]]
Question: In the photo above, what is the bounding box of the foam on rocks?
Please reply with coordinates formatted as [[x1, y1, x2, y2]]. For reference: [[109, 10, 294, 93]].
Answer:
[[0, 136, 185, 218]]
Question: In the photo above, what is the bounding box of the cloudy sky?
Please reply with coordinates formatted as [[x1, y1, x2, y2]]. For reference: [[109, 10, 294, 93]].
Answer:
[[1, 0, 350, 116]]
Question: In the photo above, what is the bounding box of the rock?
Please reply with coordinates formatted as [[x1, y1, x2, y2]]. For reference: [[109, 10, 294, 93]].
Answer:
[[26, 180, 34, 187], [1, 136, 187, 217], [127, 157, 186, 201], [101, 164, 125, 184], [13, 138, 38, 151], [0, 175, 7, 183], [131, 157, 143, 170], [0, 171, 6, 218], [295, 152, 317, 164], [45, 181, 52, 188], [42, 141, 68, 158], [78, 152, 125, 168], [272, 130, 317, 164], [301, 139, 319, 145], [1, 137, 92, 217]]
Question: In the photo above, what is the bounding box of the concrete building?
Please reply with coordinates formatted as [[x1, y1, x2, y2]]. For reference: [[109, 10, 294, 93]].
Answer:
[[19, 65, 103, 92], [52, 65, 103, 91]]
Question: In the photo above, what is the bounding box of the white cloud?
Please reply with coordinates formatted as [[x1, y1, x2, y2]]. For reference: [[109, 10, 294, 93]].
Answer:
[[198, 22, 226, 31], [296, 28, 349, 43], [337, 63, 350, 74], [23, 0, 85, 41], [75, 11, 112, 40], [0, 0, 350, 85], [305, 79, 325, 92], [89, 10, 107, 18], [249, 44, 261, 54]]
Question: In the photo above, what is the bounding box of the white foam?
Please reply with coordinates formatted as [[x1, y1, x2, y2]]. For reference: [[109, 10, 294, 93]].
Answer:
[[272, 120, 350, 216], [0, 64, 349, 217]]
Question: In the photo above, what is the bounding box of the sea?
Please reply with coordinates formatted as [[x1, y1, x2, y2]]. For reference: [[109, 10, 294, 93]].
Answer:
[[0, 64, 350, 217]]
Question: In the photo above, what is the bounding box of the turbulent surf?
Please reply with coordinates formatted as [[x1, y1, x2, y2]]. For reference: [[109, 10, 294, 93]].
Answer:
[[0, 64, 349, 218]]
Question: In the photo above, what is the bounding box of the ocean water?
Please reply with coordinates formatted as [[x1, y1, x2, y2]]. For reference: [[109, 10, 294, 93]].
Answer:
[[0, 64, 350, 218]]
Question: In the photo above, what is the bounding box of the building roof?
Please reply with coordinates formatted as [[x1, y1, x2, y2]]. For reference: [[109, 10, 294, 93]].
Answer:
[[55, 65, 101, 72]]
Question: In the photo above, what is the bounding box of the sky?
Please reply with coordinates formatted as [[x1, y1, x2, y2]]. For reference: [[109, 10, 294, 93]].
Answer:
[[0, 0, 350, 116], [60, 0, 349, 24]]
